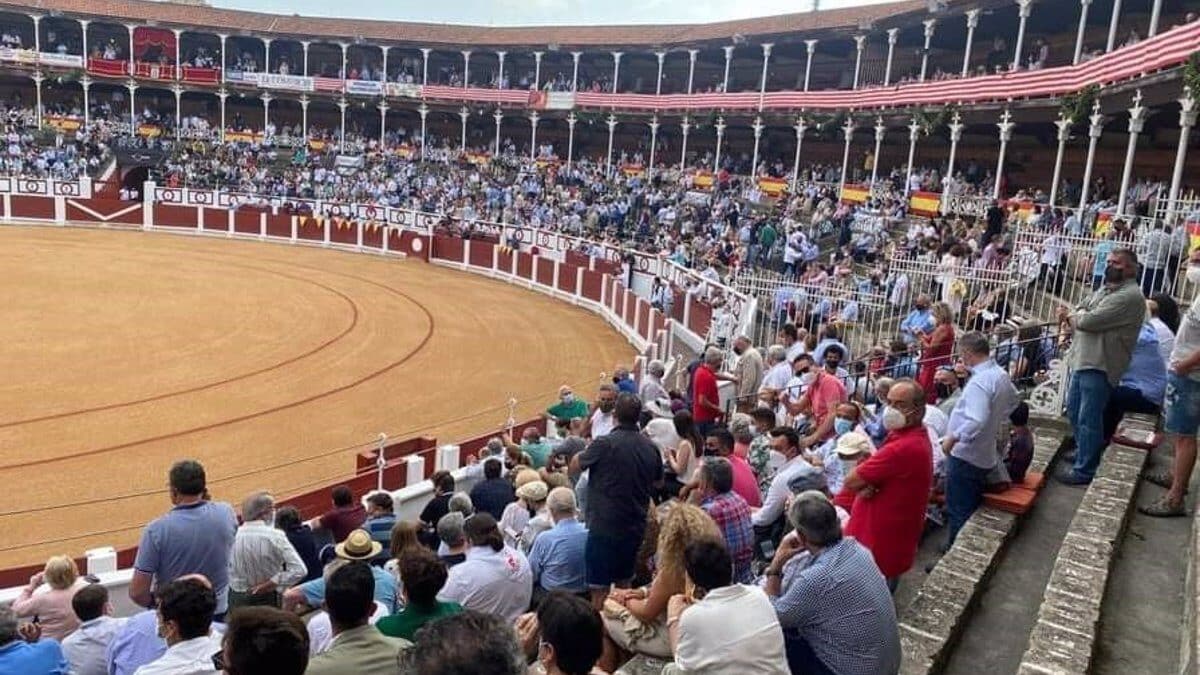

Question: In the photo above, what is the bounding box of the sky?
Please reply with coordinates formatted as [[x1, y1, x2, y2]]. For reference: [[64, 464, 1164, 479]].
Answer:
[[205, 0, 896, 27]]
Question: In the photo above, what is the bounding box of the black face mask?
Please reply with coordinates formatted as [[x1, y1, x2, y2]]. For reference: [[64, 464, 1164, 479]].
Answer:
[[599, 401, 615, 413], [733, 346, 744, 355], [1103, 264, 1123, 283], [936, 383, 952, 400]]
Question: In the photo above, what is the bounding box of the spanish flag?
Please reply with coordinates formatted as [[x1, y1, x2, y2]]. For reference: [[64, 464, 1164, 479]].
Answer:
[[909, 191, 941, 217], [757, 176, 788, 197], [840, 184, 869, 204]]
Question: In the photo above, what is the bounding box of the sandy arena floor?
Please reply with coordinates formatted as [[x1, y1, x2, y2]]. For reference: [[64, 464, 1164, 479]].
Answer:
[[0, 226, 633, 569]]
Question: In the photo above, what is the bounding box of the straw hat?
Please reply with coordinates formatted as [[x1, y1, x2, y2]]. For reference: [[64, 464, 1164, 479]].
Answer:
[[334, 529, 382, 561], [515, 480, 549, 503]]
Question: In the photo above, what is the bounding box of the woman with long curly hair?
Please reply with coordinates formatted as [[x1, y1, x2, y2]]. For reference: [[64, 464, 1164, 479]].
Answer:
[[597, 502, 722, 671]]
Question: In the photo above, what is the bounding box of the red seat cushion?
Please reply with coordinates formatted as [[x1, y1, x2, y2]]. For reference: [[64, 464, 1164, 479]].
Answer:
[[983, 486, 1038, 514], [1113, 428, 1160, 451]]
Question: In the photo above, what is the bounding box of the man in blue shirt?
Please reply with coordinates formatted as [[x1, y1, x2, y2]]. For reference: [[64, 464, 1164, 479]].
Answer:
[[528, 487, 589, 601], [364, 492, 397, 566], [941, 332, 1018, 546], [1102, 321, 1166, 443], [0, 608, 68, 675], [899, 295, 935, 346], [129, 460, 238, 617]]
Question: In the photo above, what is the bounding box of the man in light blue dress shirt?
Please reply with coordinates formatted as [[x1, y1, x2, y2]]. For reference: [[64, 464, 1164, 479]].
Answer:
[[528, 487, 589, 599], [941, 332, 1018, 547]]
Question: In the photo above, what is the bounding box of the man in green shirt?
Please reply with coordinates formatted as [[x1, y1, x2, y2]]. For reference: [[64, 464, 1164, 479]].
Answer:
[[504, 427, 553, 469], [757, 221, 778, 267], [376, 549, 462, 642], [544, 385, 589, 422]]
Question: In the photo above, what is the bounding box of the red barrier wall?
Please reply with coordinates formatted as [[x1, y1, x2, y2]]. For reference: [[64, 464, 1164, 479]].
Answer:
[[362, 224, 383, 249], [156, 204, 197, 228], [234, 212, 260, 235], [468, 240, 494, 268], [535, 257, 555, 287], [265, 213, 291, 239], [202, 207, 227, 231], [11, 196, 54, 220], [330, 222, 357, 246]]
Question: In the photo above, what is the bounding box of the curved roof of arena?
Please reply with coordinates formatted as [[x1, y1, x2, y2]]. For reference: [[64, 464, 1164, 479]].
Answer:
[[2, 0, 934, 48]]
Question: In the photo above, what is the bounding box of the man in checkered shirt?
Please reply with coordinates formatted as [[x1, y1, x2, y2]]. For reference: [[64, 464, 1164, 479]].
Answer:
[[763, 491, 900, 675], [695, 457, 754, 584]]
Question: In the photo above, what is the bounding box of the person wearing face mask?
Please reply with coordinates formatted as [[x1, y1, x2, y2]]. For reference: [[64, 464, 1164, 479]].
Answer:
[[843, 379, 935, 588], [133, 576, 222, 675], [586, 384, 619, 439], [808, 404, 875, 494], [788, 354, 849, 450], [228, 491, 307, 610], [899, 294, 935, 346], [933, 367, 963, 415], [940, 332, 1018, 547], [1055, 247, 1147, 486], [731, 335, 765, 409], [545, 385, 588, 425]]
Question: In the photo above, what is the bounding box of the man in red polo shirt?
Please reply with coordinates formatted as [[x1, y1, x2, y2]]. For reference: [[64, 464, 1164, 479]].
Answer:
[[843, 379, 934, 587], [692, 347, 724, 436]]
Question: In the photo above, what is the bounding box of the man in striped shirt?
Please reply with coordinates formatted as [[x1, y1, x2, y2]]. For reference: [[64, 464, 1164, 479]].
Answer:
[[228, 491, 307, 610]]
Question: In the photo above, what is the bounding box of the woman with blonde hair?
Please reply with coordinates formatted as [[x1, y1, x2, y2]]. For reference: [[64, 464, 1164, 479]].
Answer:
[[598, 502, 722, 671], [917, 301, 957, 404], [11, 554, 85, 640]]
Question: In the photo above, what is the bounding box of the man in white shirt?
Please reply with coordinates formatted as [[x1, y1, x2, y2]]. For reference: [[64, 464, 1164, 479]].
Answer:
[[666, 539, 787, 675], [588, 383, 618, 438], [753, 427, 820, 531], [63, 585, 127, 675], [228, 491, 307, 610], [438, 513, 533, 622], [759, 345, 793, 396], [134, 577, 222, 675]]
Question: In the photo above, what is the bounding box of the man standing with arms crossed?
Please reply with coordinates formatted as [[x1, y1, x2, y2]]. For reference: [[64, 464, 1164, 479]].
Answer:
[[1057, 248, 1146, 485]]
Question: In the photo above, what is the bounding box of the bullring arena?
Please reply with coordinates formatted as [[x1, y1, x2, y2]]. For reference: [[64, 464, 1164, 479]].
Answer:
[[0, 224, 633, 569]]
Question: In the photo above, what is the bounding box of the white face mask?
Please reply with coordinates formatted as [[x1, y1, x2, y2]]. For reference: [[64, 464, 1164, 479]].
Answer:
[[1187, 266, 1200, 286], [882, 406, 908, 431], [799, 372, 817, 387], [748, 424, 758, 436]]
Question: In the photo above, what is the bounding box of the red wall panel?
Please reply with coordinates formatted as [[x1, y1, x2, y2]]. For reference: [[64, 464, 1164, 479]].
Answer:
[[265, 213, 291, 239], [330, 221, 357, 246], [155, 204, 198, 228], [362, 223, 383, 250], [468, 240, 495, 269], [202, 207, 227, 231], [235, 211, 260, 235], [535, 257, 555, 287], [556, 263, 578, 294], [581, 270, 604, 302], [10, 196, 54, 220], [296, 218, 323, 242], [516, 252, 534, 280]]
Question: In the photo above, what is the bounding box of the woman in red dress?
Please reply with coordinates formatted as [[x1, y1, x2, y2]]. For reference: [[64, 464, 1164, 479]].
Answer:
[[917, 301, 956, 404]]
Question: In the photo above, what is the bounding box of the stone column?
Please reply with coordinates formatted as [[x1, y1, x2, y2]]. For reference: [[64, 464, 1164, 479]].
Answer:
[[1073, 0, 1092, 64], [750, 115, 764, 175], [686, 49, 698, 94], [1049, 112, 1072, 207], [1149, 0, 1163, 37], [714, 116, 727, 171], [493, 108, 502, 156], [920, 20, 936, 82], [1079, 100, 1105, 210], [32, 72, 42, 128], [461, 50, 471, 89], [218, 88, 227, 141], [791, 117, 807, 193], [655, 51, 666, 96], [611, 51, 622, 94], [299, 95, 308, 139], [262, 92, 271, 138], [605, 113, 618, 176], [338, 97, 348, 149], [173, 84, 182, 138], [946, 110, 964, 181], [962, 9, 981, 76], [1116, 91, 1146, 216], [721, 45, 734, 92], [458, 105, 468, 152], [420, 48, 430, 86], [80, 20, 89, 66], [1106, 0, 1123, 52], [803, 40, 818, 92], [529, 111, 539, 161], [263, 37, 272, 74], [852, 35, 866, 89], [884, 29, 899, 85], [993, 108, 1014, 199], [418, 103, 429, 161], [570, 51, 581, 92], [495, 51, 505, 89], [219, 34, 227, 83], [839, 116, 855, 192], [1167, 93, 1198, 222], [1012, 0, 1033, 70], [126, 80, 136, 132], [680, 116, 691, 170], [758, 43, 773, 109], [301, 41, 309, 75], [905, 117, 921, 192], [871, 117, 885, 186], [533, 51, 543, 91], [378, 102, 388, 147], [173, 29, 182, 77], [566, 111, 577, 169], [648, 115, 659, 180], [81, 76, 90, 127], [126, 24, 135, 75]]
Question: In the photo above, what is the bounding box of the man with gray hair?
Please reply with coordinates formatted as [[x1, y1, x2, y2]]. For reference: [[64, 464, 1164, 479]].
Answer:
[[732, 335, 765, 409], [436, 512, 469, 567], [527, 487, 588, 600], [763, 492, 900, 675], [759, 344, 793, 395], [693, 347, 726, 436], [0, 605, 67, 673], [228, 491, 307, 610], [639, 359, 669, 406]]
